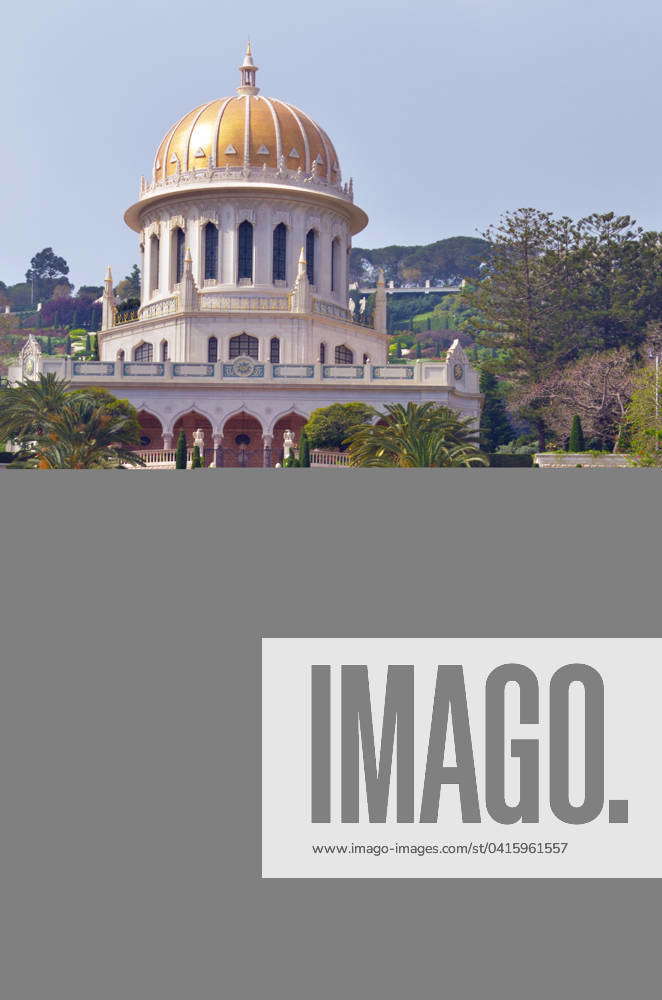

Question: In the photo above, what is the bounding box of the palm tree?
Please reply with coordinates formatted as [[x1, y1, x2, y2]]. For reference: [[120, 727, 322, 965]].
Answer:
[[345, 401, 488, 467], [0, 374, 144, 468], [27, 395, 145, 468], [0, 373, 72, 445]]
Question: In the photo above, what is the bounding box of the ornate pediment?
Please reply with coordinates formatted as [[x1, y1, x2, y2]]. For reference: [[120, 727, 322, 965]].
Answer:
[[21, 334, 42, 379], [446, 338, 468, 365]]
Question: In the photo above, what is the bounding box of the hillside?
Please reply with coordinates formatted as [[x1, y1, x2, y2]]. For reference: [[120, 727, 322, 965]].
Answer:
[[349, 236, 489, 286]]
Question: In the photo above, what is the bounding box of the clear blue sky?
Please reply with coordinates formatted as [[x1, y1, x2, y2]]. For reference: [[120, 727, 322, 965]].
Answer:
[[2, 0, 661, 288]]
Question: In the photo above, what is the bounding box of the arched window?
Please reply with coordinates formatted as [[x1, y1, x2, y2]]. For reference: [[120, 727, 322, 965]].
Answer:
[[229, 333, 258, 359], [117, 349, 125, 363], [272, 223, 287, 282], [160, 340, 169, 361], [335, 344, 353, 365], [363, 353, 369, 364], [149, 234, 159, 293], [204, 222, 218, 280], [134, 343, 153, 362], [306, 228, 316, 285], [331, 237, 340, 292], [270, 337, 280, 363], [207, 336, 218, 363], [319, 342, 326, 364], [174, 227, 186, 283], [238, 220, 254, 281]]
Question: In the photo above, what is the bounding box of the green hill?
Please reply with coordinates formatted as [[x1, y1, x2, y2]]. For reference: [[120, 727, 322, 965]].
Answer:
[[349, 236, 489, 286]]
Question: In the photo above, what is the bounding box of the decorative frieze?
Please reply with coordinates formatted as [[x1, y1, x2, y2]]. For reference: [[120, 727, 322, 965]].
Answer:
[[199, 294, 290, 312], [372, 365, 414, 380], [322, 365, 365, 380], [138, 165, 354, 204], [273, 364, 315, 379]]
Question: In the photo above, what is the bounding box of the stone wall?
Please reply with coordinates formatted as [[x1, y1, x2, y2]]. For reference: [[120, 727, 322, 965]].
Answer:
[[535, 453, 632, 468]]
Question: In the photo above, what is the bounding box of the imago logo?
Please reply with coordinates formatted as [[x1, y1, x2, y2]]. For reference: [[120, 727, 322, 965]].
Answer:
[[310, 663, 628, 826]]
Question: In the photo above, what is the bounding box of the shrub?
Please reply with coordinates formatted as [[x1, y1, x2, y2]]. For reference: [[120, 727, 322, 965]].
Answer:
[[568, 415, 585, 452], [299, 429, 311, 467], [175, 430, 187, 469], [488, 453, 534, 468], [304, 402, 376, 451]]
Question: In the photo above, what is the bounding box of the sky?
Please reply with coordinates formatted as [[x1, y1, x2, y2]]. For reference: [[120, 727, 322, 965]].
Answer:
[[1, 0, 661, 289]]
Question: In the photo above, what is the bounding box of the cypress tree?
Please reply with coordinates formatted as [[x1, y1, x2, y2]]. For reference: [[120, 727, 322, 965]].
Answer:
[[479, 368, 513, 451], [64, 334, 72, 356], [191, 445, 202, 468], [46, 336, 53, 355], [415, 342, 422, 359], [395, 341, 402, 359], [175, 430, 187, 468], [299, 429, 311, 467], [85, 333, 92, 357], [568, 415, 585, 452]]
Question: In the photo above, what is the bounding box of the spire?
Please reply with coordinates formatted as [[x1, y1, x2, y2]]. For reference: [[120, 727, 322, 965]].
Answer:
[[101, 266, 116, 331], [374, 268, 387, 335], [237, 40, 259, 96], [297, 246, 307, 278], [292, 246, 311, 313], [180, 248, 198, 312]]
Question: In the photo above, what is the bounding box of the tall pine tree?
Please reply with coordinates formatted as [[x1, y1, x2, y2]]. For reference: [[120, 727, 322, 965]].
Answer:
[[568, 414, 585, 451], [479, 369, 513, 451]]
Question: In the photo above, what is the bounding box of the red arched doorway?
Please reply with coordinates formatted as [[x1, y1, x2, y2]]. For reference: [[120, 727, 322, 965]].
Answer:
[[137, 410, 164, 451], [272, 413, 307, 466], [172, 411, 214, 465], [222, 412, 264, 467]]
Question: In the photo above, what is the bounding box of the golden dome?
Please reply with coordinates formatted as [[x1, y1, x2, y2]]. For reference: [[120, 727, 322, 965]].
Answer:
[[154, 94, 341, 183], [125, 45, 367, 237], [153, 45, 341, 184]]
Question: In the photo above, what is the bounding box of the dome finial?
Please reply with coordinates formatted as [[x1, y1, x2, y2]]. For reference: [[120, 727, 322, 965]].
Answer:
[[238, 40, 259, 95]]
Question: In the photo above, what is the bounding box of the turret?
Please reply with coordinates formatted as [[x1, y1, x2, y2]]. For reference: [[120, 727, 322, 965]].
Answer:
[[374, 268, 387, 335], [292, 246, 311, 313], [179, 248, 198, 312], [101, 265, 116, 331], [237, 40, 260, 96]]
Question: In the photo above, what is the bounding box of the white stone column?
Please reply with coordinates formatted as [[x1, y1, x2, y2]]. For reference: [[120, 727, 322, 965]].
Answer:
[[221, 220, 235, 285], [262, 433, 273, 467], [194, 220, 205, 287], [212, 433, 224, 467], [318, 231, 331, 297], [139, 241, 146, 306], [159, 230, 168, 295], [255, 206, 270, 285]]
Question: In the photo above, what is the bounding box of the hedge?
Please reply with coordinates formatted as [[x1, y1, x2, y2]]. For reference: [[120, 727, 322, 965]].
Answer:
[[488, 453, 534, 468]]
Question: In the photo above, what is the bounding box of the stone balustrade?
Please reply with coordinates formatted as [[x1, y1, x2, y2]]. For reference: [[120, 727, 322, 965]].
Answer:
[[43, 357, 457, 387], [133, 448, 355, 469], [310, 450, 352, 466], [534, 453, 633, 468], [112, 292, 374, 328]]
